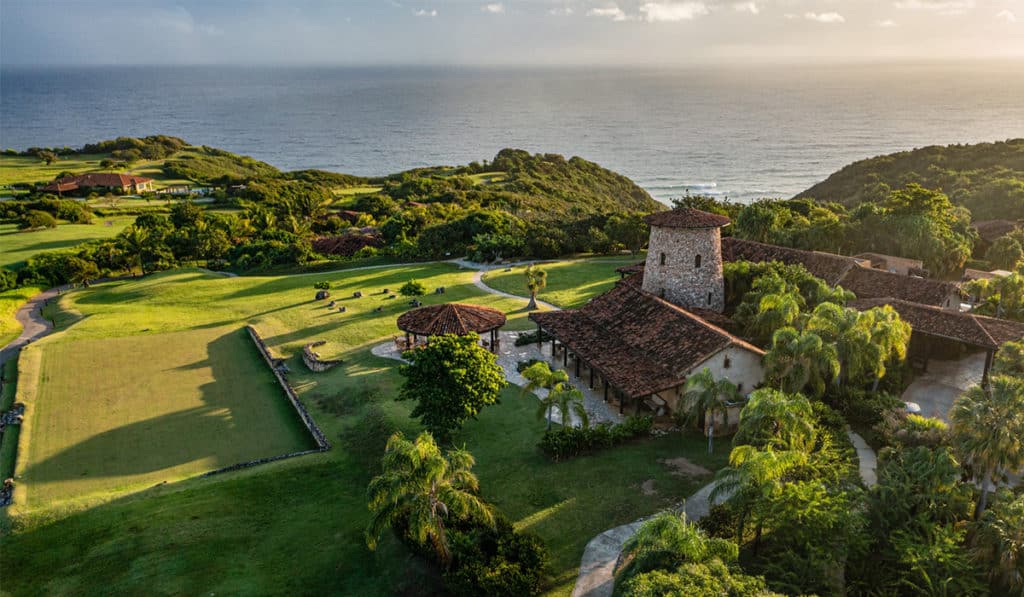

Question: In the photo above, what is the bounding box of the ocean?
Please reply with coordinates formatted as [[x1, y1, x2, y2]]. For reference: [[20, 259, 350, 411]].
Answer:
[[2, 62, 1023, 204]]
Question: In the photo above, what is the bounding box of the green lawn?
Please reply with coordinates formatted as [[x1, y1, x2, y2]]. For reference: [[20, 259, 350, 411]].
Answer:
[[0, 151, 200, 189], [2, 262, 727, 595], [0, 218, 136, 270], [481, 255, 645, 309], [14, 326, 315, 510], [331, 185, 383, 196]]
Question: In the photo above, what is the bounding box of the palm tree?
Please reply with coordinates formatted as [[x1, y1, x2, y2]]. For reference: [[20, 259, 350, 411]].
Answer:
[[679, 368, 743, 448], [524, 264, 547, 310], [993, 340, 1024, 378], [618, 510, 737, 581], [763, 327, 838, 397], [366, 431, 493, 566], [520, 361, 570, 429], [863, 305, 912, 392], [733, 388, 816, 453], [537, 383, 589, 429], [806, 302, 875, 387], [950, 376, 1024, 519], [747, 291, 802, 344], [972, 489, 1024, 594], [118, 225, 150, 275]]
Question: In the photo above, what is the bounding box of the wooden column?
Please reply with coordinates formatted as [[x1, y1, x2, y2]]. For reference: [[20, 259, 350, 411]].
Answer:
[[536, 323, 542, 349], [575, 356, 580, 378], [563, 346, 568, 367], [589, 366, 594, 389], [604, 381, 609, 402], [983, 348, 995, 388], [618, 390, 624, 414]]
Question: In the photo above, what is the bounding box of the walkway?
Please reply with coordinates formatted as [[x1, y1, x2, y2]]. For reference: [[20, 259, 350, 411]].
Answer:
[[901, 352, 986, 422], [449, 258, 561, 311], [571, 480, 732, 597], [0, 285, 68, 368], [847, 428, 878, 488]]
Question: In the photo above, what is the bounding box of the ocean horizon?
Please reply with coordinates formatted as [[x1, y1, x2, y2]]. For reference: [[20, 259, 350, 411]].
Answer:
[[3, 61, 1023, 204]]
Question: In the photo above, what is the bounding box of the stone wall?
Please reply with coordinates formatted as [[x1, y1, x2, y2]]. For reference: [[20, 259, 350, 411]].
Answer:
[[239, 326, 331, 465], [302, 341, 343, 372], [642, 225, 725, 312]]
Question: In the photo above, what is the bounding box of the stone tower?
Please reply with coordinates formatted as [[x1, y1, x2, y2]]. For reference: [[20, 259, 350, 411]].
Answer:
[[641, 208, 730, 313]]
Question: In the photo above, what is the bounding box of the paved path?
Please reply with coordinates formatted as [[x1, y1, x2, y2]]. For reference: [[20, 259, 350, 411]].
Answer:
[[571, 480, 730, 597], [847, 428, 878, 488], [901, 352, 985, 422], [0, 286, 69, 368]]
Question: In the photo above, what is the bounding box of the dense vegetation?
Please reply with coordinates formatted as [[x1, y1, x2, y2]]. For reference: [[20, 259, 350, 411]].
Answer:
[[796, 139, 1024, 221]]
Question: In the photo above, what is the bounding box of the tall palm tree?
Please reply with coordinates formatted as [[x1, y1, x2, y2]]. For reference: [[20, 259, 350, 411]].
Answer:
[[733, 388, 816, 453], [806, 302, 875, 387], [763, 327, 838, 397], [618, 510, 737, 582], [537, 383, 589, 429], [524, 264, 547, 310], [950, 376, 1024, 519], [366, 431, 493, 566], [863, 305, 912, 392], [747, 291, 802, 344], [679, 368, 744, 446], [972, 490, 1024, 594], [118, 225, 150, 275]]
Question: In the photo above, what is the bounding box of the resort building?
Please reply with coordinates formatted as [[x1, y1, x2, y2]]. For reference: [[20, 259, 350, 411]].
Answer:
[[531, 208, 1024, 426], [41, 173, 155, 195]]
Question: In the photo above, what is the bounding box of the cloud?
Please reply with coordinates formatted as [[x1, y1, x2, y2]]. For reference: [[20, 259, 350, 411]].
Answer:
[[482, 3, 505, 14], [893, 1, 975, 16], [996, 9, 1017, 23], [804, 11, 845, 23], [876, 19, 898, 27], [639, 2, 709, 22], [413, 8, 438, 17], [587, 5, 630, 21], [548, 6, 574, 16], [733, 2, 759, 15]]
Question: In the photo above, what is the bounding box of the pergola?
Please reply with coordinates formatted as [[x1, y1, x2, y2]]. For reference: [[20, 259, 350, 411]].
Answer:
[[396, 303, 507, 352]]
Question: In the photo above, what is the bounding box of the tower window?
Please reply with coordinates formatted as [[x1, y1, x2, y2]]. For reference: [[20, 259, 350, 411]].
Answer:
[[694, 254, 702, 269], [660, 253, 666, 266], [660, 288, 666, 298], [707, 291, 712, 305]]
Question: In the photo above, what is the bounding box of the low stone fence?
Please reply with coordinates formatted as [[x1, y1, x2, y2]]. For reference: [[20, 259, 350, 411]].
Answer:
[[302, 341, 343, 372], [219, 326, 331, 477]]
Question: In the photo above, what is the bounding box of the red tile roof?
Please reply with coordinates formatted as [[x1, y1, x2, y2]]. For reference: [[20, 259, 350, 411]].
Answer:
[[838, 267, 960, 308], [41, 172, 154, 192], [848, 298, 1024, 349], [972, 220, 1021, 243], [397, 303, 506, 336], [530, 283, 762, 398], [645, 208, 731, 229]]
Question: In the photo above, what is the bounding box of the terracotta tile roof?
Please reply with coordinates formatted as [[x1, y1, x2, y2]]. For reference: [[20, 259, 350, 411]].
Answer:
[[645, 208, 731, 229], [848, 298, 1024, 349], [721, 237, 960, 307], [838, 267, 960, 307], [721, 237, 858, 285], [530, 283, 762, 398], [972, 220, 1021, 243], [397, 303, 506, 336], [41, 172, 154, 192]]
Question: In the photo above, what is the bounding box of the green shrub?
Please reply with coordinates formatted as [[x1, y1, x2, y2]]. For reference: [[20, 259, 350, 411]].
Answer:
[[313, 281, 330, 290], [444, 516, 548, 597], [538, 416, 652, 461], [514, 329, 553, 346], [18, 210, 57, 230], [399, 279, 427, 296]]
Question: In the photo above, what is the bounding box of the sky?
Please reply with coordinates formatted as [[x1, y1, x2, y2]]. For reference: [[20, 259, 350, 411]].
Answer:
[[1, 0, 1022, 66]]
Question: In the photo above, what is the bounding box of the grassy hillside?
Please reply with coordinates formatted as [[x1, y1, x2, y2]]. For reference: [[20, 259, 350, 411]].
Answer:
[[795, 139, 1024, 221], [2, 264, 728, 596]]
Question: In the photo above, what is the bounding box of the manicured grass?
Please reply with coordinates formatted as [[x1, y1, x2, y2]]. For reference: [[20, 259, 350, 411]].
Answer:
[[0, 151, 198, 189], [15, 326, 314, 509], [0, 218, 136, 270], [331, 185, 383, 196], [481, 255, 645, 309], [468, 171, 508, 185], [2, 262, 725, 595], [0, 285, 42, 347]]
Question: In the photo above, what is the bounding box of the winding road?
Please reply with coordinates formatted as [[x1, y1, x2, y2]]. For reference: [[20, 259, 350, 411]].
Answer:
[[0, 286, 68, 368]]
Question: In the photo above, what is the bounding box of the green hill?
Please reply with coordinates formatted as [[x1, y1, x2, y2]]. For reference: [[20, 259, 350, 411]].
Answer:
[[795, 139, 1024, 221]]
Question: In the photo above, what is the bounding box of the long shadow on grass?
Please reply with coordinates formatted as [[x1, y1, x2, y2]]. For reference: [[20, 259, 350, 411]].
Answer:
[[21, 329, 314, 487]]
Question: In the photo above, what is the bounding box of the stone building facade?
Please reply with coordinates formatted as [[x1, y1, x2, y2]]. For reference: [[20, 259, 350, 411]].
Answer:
[[641, 209, 728, 313]]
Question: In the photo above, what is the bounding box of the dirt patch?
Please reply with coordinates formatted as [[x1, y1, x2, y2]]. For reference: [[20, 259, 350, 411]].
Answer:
[[659, 457, 711, 477], [640, 479, 657, 496]]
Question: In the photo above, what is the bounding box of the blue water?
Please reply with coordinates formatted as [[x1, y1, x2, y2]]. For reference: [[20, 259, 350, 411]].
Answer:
[[2, 63, 1023, 204]]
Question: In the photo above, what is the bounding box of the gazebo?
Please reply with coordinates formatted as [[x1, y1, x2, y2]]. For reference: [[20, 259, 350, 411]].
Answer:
[[396, 303, 507, 352]]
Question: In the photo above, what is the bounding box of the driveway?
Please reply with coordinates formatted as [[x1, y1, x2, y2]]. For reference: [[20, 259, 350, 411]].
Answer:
[[901, 351, 986, 422]]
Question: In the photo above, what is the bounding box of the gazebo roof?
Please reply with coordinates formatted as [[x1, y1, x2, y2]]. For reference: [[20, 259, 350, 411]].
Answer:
[[397, 303, 507, 337]]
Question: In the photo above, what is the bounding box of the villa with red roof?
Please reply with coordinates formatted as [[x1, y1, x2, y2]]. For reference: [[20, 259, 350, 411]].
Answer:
[[41, 173, 155, 195]]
